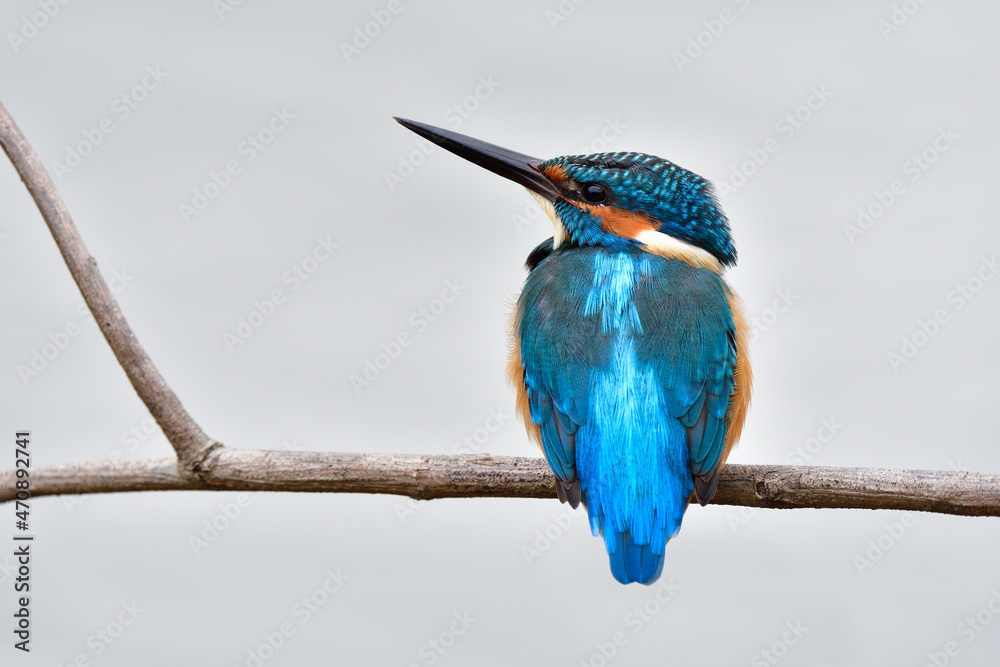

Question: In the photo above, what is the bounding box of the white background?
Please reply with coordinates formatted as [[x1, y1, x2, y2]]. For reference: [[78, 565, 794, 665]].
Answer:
[[2, 1, 1000, 665]]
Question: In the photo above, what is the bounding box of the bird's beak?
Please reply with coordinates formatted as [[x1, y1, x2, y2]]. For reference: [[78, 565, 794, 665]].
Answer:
[[394, 117, 561, 201]]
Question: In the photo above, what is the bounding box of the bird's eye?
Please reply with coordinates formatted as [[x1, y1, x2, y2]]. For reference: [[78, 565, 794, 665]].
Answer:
[[581, 183, 609, 204]]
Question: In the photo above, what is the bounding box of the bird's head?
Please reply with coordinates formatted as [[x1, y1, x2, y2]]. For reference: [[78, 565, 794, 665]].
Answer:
[[395, 118, 735, 271]]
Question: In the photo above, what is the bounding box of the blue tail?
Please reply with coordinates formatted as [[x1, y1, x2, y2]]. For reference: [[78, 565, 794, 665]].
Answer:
[[577, 336, 694, 585], [608, 532, 666, 585]]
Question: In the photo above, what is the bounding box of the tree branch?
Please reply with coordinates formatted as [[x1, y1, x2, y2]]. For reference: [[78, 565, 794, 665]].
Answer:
[[0, 100, 212, 468], [1, 454, 999, 517], [2, 97, 998, 521]]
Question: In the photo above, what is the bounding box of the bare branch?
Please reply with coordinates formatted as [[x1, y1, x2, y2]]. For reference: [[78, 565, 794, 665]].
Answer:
[[713, 464, 1000, 516], [1, 459, 199, 499], [2, 98, 998, 523], [0, 100, 211, 467], [2, 453, 999, 517]]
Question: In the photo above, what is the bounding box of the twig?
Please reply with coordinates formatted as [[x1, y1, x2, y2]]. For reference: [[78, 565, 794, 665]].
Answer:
[[0, 100, 212, 469], [1, 455, 998, 517]]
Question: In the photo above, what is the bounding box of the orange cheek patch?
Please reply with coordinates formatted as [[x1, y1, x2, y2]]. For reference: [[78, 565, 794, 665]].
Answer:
[[541, 164, 570, 186], [588, 206, 658, 239]]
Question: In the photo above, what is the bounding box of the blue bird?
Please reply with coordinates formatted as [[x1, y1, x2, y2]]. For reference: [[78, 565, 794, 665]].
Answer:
[[395, 118, 752, 585]]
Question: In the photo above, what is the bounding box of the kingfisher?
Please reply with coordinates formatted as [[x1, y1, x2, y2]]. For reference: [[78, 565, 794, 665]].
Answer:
[[395, 118, 752, 585]]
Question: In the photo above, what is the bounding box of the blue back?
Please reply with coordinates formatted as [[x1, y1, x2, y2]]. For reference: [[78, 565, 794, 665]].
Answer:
[[517, 244, 736, 584]]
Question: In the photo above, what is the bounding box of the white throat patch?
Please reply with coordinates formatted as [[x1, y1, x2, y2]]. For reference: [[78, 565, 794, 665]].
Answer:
[[634, 229, 723, 273], [528, 190, 567, 249]]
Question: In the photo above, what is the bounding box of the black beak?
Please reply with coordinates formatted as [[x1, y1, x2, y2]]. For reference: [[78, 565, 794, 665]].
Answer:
[[394, 117, 561, 201]]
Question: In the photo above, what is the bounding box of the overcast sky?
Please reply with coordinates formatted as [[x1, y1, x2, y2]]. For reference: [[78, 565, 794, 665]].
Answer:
[[3, 1, 1000, 665]]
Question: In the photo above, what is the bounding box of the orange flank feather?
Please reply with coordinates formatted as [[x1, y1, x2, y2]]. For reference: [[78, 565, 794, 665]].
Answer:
[[506, 305, 541, 449], [721, 285, 753, 465]]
